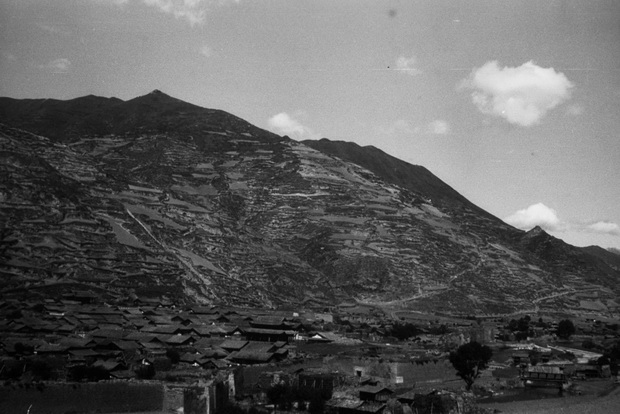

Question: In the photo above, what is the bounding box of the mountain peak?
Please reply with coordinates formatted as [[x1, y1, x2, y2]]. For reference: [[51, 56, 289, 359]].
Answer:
[[147, 89, 168, 96], [527, 225, 547, 235]]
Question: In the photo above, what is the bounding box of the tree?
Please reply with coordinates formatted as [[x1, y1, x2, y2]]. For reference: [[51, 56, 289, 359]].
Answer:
[[557, 319, 575, 339], [166, 348, 181, 364], [389, 322, 420, 340], [448, 341, 493, 390], [136, 363, 156, 379]]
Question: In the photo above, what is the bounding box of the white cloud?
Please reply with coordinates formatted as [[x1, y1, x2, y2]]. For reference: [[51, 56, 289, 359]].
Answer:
[[461, 61, 573, 127], [267, 112, 319, 140], [504, 203, 563, 231], [587, 221, 620, 236], [427, 119, 450, 135], [40, 58, 71, 73], [394, 55, 421, 76]]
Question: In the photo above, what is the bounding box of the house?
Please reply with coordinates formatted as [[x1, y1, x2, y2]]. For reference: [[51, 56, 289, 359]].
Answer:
[[359, 386, 394, 402], [242, 327, 294, 343], [189, 326, 213, 337], [201, 359, 229, 370], [219, 340, 249, 353], [308, 332, 333, 343], [227, 350, 277, 365], [298, 371, 339, 395], [35, 343, 70, 355], [92, 359, 126, 373], [69, 349, 102, 364], [165, 334, 195, 347], [142, 324, 186, 335], [191, 305, 218, 315], [90, 328, 126, 340], [179, 352, 204, 364], [511, 351, 530, 366], [250, 316, 290, 330], [327, 399, 386, 414]]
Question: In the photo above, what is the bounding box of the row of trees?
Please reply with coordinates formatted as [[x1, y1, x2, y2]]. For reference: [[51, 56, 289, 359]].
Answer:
[[504, 316, 575, 340]]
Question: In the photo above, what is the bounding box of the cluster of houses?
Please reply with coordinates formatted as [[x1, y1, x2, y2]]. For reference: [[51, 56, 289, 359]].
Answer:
[[1, 295, 618, 414], [0, 297, 340, 381]]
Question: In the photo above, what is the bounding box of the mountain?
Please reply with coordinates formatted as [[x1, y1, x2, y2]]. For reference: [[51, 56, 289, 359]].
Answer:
[[1, 91, 618, 316], [301, 138, 490, 216]]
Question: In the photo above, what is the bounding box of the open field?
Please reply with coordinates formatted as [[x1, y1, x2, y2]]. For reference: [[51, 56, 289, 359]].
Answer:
[[479, 380, 620, 414]]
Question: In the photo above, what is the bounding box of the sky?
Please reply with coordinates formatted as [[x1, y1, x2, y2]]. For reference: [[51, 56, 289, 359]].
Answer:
[[1, 0, 619, 250]]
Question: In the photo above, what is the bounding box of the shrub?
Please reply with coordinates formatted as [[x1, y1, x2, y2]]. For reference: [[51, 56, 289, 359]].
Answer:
[[136, 363, 156, 380]]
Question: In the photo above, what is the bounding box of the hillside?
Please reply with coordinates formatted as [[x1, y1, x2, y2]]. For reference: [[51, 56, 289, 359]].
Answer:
[[1, 91, 618, 316]]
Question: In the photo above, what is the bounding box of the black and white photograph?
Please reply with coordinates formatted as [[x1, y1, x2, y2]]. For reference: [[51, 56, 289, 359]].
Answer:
[[1, 1, 619, 413]]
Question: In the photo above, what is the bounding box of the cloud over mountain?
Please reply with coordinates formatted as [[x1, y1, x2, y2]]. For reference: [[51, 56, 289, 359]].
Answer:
[[461, 61, 573, 127], [267, 112, 318, 140], [505, 203, 562, 231]]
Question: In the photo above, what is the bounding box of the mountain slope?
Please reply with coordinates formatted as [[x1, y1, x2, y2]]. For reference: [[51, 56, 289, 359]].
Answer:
[[1, 92, 618, 315], [302, 138, 489, 215]]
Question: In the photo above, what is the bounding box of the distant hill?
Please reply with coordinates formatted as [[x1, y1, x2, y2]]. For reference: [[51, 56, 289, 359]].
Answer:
[[1, 91, 618, 316]]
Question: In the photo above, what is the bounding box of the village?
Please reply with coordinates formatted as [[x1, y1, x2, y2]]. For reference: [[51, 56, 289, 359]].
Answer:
[[0, 292, 618, 414]]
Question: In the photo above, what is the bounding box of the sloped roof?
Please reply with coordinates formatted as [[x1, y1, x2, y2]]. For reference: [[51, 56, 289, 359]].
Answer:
[[165, 334, 194, 345], [359, 385, 394, 395], [219, 339, 248, 351], [228, 350, 275, 363]]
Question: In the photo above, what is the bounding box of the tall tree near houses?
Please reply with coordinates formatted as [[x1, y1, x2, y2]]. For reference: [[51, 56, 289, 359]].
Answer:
[[449, 341, 493, 390]]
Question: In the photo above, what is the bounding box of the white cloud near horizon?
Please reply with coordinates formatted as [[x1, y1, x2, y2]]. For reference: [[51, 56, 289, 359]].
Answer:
[[39, 58, 71, 73], [461, 61, 573, 127], [394, 55, 421, 76], [587, 221, 620, 236], [504, 203, 563, 231], [267, 112, 320, 140]]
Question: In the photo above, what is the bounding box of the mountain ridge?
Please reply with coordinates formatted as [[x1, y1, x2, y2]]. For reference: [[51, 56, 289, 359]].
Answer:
[[1, 92, 618, 316]]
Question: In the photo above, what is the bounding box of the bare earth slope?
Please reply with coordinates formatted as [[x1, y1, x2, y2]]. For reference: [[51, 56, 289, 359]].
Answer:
[[1, 91, 618, 315]]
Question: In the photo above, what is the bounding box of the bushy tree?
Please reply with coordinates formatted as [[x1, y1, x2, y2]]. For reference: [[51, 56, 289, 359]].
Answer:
[[389, 322, 420, 340], [448, 341, 493, 390], [166, 348, 181, 364], [557, 319, 575, 339], [600, 341, 620, 375], [136, 363, 156, 379]]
